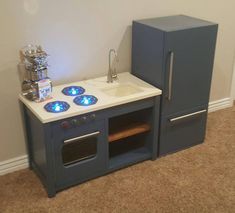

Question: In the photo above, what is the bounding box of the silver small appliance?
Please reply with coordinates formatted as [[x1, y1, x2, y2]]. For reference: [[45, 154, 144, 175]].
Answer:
[[20, 45, 52, 102]]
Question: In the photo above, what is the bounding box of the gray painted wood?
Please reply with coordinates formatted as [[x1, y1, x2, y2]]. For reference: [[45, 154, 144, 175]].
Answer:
[[53, 119, 107, 189], [132, 23, 164, 89], [132, 15, 218, 156], [162, 25, 218, 115], [158, 106, 208, 155], [135, 15, 216, 32], [21, 97, 160, 197], [24, 109, 56, 197]]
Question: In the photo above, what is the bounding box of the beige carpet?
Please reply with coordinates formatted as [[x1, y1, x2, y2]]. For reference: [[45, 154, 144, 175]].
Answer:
[[1, 106, 235, 213]]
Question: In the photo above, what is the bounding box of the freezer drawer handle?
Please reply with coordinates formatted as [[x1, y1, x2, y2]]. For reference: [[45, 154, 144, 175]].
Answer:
[[169, 109, 207, 122], [167, 51, 174, 101], [64, 131, 100, 144]]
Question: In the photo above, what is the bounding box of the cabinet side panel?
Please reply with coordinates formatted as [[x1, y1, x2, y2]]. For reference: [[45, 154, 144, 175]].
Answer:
[[26, 110, 47, 178], [132, 22, 164, 88]]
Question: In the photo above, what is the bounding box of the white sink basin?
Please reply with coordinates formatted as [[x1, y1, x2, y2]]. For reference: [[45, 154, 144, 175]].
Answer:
[[101, 84, 143, 97]]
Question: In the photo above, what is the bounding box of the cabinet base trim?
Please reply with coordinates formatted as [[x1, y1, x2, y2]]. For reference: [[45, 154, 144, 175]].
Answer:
[[0, 155, 28, 176], [208, 97, 233, 113]]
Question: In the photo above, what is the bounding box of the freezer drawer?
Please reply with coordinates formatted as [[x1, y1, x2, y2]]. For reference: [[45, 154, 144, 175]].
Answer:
[[159, 108, 208, 156]]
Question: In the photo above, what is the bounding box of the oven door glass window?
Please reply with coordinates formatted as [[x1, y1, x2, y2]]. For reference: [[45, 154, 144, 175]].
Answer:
[[62, 131, 99, 166]]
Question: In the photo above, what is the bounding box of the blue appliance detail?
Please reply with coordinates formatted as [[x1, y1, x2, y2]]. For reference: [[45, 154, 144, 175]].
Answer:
[[73, 95, 98, 106], [44, 101, 70, 113], [62, 86, 85, 96]]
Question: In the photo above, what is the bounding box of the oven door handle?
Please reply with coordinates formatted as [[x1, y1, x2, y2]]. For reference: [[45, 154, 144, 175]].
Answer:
[[64, 131, 100, 144]]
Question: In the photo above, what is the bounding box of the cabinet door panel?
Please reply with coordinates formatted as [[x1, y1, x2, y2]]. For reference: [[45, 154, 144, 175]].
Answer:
[[162, 25, 217, 115], [159, 107, 207, 156]]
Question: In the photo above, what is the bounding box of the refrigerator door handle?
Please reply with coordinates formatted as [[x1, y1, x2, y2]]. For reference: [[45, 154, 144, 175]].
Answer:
[[169, 109, 207, 122], [167, 51, 174, 101]]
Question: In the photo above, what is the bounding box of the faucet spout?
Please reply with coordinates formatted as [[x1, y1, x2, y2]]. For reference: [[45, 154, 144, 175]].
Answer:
[[107, 49, 118, 83]]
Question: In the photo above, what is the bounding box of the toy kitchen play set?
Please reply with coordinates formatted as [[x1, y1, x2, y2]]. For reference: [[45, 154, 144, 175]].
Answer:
[[19, 15, 218, 197]]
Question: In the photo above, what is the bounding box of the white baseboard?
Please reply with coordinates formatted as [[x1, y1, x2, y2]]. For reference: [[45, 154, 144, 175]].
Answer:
[[0, 97, 233, 176], [0, 155, 28, 176], [208, 97, 233, 113]]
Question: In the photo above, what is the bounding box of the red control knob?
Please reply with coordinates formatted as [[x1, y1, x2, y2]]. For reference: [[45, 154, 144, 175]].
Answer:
[[61, 121, 70, 129]]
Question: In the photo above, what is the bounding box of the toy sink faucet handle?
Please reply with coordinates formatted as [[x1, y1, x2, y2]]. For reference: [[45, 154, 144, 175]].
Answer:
[[21, 44, 52, 102]]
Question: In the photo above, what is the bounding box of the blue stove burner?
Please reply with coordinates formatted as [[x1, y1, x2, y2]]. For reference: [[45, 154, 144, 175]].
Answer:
[[73, 95, 98, 106], [44, 101, 70, 113], [62, 86, 85, 96]]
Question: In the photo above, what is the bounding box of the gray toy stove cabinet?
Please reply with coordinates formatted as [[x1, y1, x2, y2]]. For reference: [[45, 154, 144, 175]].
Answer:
[[21, 97, 160, 197], [132, 15, 218, 155]]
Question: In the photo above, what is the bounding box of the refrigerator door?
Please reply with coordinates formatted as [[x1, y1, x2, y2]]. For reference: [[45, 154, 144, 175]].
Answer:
[[162, 25, 218, 116]]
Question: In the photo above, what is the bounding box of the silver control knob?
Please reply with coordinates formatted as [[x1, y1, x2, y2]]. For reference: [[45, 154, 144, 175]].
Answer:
[[90, 114, 96, 120]]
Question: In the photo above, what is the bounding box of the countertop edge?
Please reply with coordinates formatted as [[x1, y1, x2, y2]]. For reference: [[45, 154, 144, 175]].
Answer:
[[19, 72, 162, 123], [19, 91, 161, 123]]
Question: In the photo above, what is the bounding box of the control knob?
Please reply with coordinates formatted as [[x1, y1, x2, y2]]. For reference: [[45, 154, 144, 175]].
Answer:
[[71, 119, 79, 126], [90, 113, 96, 120], [61, 121, 70, 129], [80, 116, 87, 123]]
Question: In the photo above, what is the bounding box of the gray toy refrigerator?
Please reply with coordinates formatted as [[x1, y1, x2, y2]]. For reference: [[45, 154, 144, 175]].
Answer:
[[132, 15, 218, 155]]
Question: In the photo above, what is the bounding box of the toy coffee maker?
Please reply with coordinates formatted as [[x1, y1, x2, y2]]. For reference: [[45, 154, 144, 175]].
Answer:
[[20, 45, 52, 102]]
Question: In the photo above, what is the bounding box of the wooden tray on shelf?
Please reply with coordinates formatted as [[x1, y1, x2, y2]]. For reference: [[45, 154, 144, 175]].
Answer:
[[108, 122, 150, 143]]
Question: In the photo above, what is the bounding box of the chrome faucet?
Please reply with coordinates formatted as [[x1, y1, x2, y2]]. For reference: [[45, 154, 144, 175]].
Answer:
[[107, 49, 118, 83]]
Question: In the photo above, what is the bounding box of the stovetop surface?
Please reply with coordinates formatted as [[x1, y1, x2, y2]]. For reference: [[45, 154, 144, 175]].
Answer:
[[44, 86, 98, 113], [19, 72, 162, 123]]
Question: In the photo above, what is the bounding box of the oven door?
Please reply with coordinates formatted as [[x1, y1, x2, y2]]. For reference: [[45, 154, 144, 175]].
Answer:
[[62, 131, 100, 166], [53, 119, 107, 189]]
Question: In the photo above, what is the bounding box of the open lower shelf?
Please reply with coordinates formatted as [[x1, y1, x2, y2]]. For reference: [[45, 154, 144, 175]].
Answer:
[[108, 146, 151, 171], [108, 133, 152, 171], [108, 122, 151, 143], [108, 108, 153, 171]]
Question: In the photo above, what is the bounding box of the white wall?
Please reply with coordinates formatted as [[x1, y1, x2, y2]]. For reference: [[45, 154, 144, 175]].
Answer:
[[1, 0, 235, 162]]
